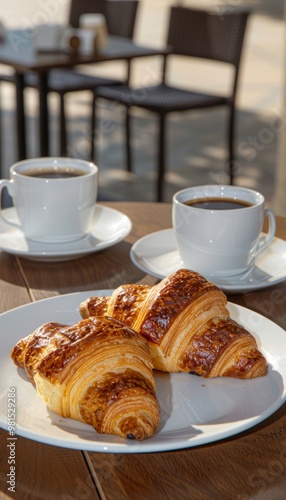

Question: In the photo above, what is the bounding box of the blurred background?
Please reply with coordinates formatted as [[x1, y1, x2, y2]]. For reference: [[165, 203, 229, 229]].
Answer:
[[0, 0, 285, 206]]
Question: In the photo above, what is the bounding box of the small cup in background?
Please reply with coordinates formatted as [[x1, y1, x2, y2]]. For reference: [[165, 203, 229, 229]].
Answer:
[[0, 158, 98, 243], [75, 29, 98, 56], [79, 13, 108, 48], [172, 185, 276, 278]]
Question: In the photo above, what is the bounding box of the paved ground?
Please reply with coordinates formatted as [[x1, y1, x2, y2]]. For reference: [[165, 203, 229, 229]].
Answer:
[[0, 0, 284, 206]]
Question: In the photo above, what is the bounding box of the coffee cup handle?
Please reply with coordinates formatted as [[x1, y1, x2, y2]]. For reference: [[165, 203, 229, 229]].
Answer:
[[0, 180, 20, 229], [256, 208, 276, 256]]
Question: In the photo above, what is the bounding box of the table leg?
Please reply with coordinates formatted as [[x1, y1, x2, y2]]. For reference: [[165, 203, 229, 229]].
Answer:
[[14, 72, 26, 160], [38, 72, 49, 156]]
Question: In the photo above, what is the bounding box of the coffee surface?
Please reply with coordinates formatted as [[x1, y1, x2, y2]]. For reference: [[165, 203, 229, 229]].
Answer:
[[184, 197, 253, 210], [22, 167, 85, 179]]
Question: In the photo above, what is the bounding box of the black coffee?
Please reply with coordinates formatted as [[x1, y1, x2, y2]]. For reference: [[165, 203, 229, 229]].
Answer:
[[184, 197, 253, 210], [22, 167, 85, 179]]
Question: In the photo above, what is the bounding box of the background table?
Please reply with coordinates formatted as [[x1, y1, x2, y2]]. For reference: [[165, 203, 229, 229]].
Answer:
[[0, 31, 165, 163], [0, 202, 286, 499]]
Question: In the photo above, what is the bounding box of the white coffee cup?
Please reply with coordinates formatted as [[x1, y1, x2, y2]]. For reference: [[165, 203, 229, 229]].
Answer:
[[0, 158, 98, 243], [172, 185, 276, 277]]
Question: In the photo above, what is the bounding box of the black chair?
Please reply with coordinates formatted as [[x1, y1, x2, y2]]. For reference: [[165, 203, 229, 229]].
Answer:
[[0, 0, 139, 158], [92, 5, 250, 202]]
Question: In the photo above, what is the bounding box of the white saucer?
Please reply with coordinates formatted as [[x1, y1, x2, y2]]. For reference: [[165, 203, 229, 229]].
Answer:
[[130, 229, 286, 293], [0, 206, 132, 262]]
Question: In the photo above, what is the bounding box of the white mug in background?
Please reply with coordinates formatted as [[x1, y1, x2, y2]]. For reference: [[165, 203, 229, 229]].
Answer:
[[34, 23, 66, 51], [172, 185, 276, 277], [0, 158, 98, 243]]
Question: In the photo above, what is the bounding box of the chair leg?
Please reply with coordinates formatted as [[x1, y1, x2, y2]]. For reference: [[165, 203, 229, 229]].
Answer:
[[15, 73, 27, 160], [126, 106, 132, 172], [228, 104, 235, 185], [59, 94, 67, 157], [90, 93, 96, 162], [157, 114, 166, 202]]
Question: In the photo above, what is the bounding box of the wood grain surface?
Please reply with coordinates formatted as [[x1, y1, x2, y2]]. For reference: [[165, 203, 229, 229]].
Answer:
[[0, 202, 285, 500]]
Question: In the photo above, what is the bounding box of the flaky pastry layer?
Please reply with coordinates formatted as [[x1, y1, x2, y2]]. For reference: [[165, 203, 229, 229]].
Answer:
[[79, 269, 267, 378], [11, 316, 160, 440]]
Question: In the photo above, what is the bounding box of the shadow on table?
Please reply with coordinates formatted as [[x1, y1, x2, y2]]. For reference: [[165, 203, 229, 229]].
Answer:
[[0, 105, 278, 205]]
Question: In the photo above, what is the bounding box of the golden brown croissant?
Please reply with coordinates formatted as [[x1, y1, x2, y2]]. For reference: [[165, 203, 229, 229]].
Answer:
[[80, 269, 267, 379], [11, 316, 160, 440]]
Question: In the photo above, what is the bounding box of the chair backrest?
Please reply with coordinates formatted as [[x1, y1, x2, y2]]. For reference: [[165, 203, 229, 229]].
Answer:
[[69, 0, 104, 28], [69, 0, 139, 39], [105, 1, 139, 39], [166, 6, 249, 68]]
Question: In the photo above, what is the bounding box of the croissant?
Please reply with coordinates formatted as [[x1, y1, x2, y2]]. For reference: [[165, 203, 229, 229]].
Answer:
[[80, 269, 267, 379], [11, 316, 160, 440]]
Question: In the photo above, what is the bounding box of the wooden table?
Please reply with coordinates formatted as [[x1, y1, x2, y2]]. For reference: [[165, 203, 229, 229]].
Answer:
[[0, 31, 165, 161], [0, 202, 286, 499]]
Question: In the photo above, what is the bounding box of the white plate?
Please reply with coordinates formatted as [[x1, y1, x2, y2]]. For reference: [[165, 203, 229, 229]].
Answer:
[[0, 206, 132, 262], [0, 291, 285, 453], [130, 229, 286, 293]]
